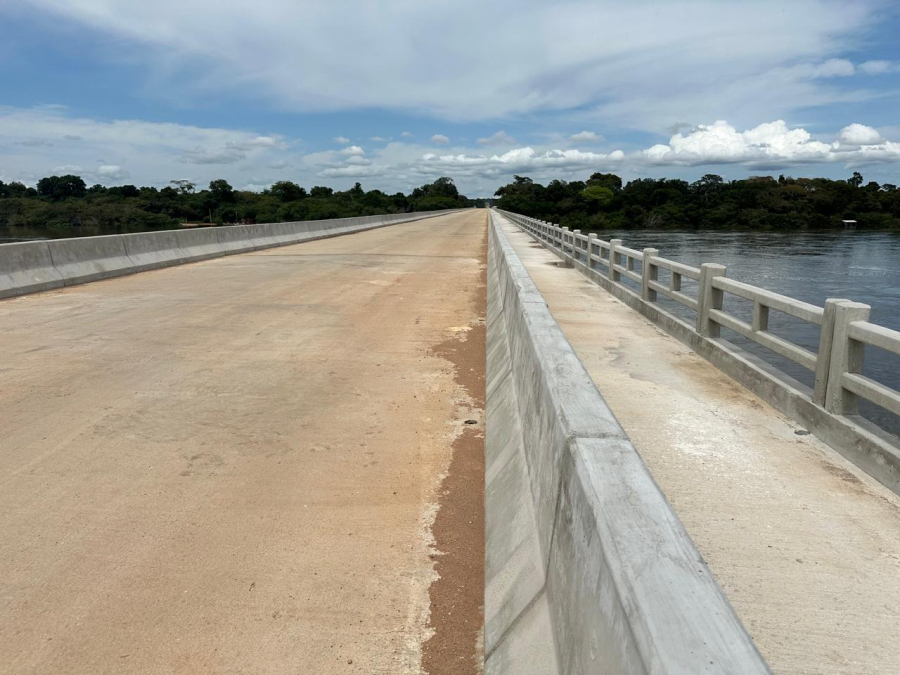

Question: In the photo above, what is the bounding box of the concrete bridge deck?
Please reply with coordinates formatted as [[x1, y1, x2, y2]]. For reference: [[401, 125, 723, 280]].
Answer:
[[0, 211, 487, 674], [497, 214, 900, 675]]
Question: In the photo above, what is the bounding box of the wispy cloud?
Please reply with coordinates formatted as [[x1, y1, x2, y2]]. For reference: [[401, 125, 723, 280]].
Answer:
[[569, 131, 603, 143], [0, 105, 292, 187], [858, 60, 900, 74], [477, 131, 516, 146], [430, 134, 450, 145], [12, 0, 883, 130]]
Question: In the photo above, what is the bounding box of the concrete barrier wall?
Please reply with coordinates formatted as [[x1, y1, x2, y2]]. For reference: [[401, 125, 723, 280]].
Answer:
[[215, 224, 262, 254], [174, 228, 225, 263], [0, 241, 65, 298], [122, 230, 188, 272], [485, 211, 771, 674], [47, 235, 135, 286], [0, 209, 462, 299]]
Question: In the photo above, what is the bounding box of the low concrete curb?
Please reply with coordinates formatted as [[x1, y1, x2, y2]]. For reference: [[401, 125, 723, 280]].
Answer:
[[0, 210, 462, 300], [485, 211, 770, 674]]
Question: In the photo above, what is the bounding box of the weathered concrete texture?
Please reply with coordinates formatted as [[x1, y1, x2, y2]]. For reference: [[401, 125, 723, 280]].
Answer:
[[0, 211, 485, 674], [499, 214, 900, 675], [0, 210, 460, 299], [214, 222, 263, 253], [122, 230, 189, 272], [47, 233, 135, 285], [485, 214, 769, 674], [174, 227, 226, 262], [0, 240, 64, 297]]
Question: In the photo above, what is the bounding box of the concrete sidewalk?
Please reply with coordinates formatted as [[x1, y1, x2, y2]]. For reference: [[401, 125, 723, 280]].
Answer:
[[0, 211, 486, 675], [499, 215, 900, 675]]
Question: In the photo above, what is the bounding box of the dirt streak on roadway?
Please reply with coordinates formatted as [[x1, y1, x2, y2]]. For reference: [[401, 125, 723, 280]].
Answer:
[[0, 210, 486, 675]]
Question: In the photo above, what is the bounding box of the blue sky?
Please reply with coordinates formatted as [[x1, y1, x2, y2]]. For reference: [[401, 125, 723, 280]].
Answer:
[[1, 0, 900, 197]]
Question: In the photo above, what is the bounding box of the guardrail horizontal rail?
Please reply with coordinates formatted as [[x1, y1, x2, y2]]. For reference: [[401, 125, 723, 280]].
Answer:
[[499, 207, 900, 495]]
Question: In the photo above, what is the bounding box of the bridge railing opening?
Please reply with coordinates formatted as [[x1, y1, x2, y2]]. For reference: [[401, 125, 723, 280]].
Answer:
[[501, 209, 900, 446]]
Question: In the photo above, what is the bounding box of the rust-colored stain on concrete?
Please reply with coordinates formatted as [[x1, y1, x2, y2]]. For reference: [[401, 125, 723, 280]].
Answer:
[[423, 221, 487, 675]]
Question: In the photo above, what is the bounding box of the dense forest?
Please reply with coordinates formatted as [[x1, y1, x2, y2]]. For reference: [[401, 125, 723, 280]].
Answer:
[[5, 169, 900, 239], [494, 171, 900, 230], [0, 175, 478, 239]]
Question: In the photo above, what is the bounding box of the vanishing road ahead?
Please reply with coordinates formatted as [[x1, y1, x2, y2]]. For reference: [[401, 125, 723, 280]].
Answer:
[[0, 210, 486, 675]]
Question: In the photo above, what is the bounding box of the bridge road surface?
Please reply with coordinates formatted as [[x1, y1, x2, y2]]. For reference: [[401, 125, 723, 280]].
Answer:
[[497, 214, 900, 675], [0, 211, 487, 675]]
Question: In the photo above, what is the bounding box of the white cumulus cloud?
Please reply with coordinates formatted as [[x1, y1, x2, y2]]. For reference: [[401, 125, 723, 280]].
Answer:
[[430, 134, 450, 145], [641, 120, 837, 167], [415, 120, 900, 183], [839, 123, 883, 145], [333, 135, 350, 144]]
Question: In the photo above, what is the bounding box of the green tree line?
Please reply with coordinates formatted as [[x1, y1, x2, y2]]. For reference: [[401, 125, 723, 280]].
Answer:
[[494, 171, 900, 230], [0, 175, 478, 239]]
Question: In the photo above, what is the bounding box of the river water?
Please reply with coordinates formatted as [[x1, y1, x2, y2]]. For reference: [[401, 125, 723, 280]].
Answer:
[[600, 229, 900, 436]]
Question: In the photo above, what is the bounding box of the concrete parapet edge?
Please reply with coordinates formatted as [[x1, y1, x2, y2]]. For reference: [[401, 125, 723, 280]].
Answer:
[[485, 211, 770, 674], [0, 210, 463, 299]]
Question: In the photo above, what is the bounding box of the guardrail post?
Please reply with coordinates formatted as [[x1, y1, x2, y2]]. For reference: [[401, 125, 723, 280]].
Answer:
[[825, 301, 871, 415], [608, 239, 622, 282], [642, 248, 659, 301], [812, 298, 846, 406], [587, 234, 597, 270], [572, 230, 582, 262], [561, 227, 573, 267], [751, 302, 769, 333], [697, 263, 726, 337], [670, 270, 681, 292]]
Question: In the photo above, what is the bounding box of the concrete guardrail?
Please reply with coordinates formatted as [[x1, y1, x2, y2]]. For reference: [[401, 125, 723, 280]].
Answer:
[[501, 208, 900, 496], [485, 211, 770, 674], [0, 210, 462, 300]]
